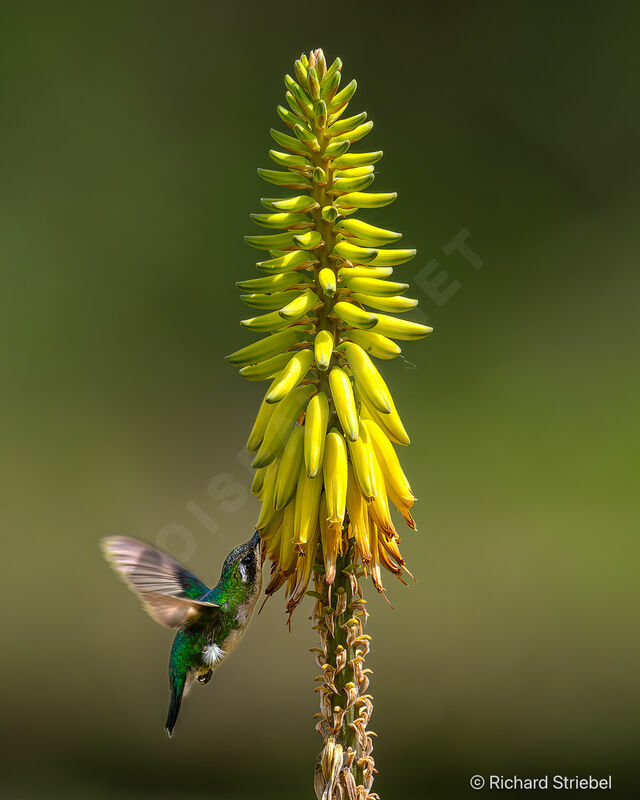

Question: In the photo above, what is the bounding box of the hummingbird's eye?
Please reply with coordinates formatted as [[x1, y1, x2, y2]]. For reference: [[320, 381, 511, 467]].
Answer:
[[238, 553, 253, 582]]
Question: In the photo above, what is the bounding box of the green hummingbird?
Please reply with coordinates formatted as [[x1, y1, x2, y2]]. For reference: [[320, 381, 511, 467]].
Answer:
[[102, 531, 262, 735]]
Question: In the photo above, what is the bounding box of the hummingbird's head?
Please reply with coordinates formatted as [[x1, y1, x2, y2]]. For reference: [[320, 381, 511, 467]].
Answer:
[[218, 532, 263, 606]]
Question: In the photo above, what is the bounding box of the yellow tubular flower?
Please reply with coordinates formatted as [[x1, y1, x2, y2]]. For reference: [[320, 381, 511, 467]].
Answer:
[[293, 460, 323, 546], [323, 428, 348, 531], [364, 418, 415, 508], [251, 466, 267, 497], [287, 521, 320, 613], [368, 519, 385, 593], [329, 366, 359, 441], [273, 425, 305, 510], [366, 444, 396, 537], [278, 501, 297, 575], [318, 494, 339, 584], [346, 424, 378, 502], [255, 457, 280, 529], [346, 464, 372, 563], [314, 329, 334, 370], [261, 508, 284, 561], [304, 392, 329, 478]]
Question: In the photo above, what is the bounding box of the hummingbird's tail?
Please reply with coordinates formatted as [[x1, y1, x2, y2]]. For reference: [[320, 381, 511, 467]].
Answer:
[[165, 675, 186, 736]]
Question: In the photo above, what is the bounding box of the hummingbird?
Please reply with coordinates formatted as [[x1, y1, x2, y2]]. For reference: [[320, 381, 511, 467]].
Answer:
[[102, 531, 262, 735]]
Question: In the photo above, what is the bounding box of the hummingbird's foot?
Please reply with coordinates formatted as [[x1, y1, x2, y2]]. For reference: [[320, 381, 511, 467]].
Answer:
[[196, 669, 213, 685]]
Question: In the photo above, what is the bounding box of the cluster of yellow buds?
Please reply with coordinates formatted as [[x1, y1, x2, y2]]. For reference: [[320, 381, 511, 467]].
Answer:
[[227, 48, 431, 615]]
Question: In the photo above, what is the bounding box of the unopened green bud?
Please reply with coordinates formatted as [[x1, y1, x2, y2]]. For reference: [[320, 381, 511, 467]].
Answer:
[[308, 66, 320, 101], [315, 99, 327, 129], [321, 205, 339, 223], [294, 123, 320, 151], [313, 167, 327, 185], [316, 50, 327, 80], [325, 139, 350, 158], [294, 59, 308, 86], [320, 65, 341, 101]]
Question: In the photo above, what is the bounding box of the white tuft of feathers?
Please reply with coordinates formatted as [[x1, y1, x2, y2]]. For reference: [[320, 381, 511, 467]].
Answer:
[[202, 643, 225, 666]]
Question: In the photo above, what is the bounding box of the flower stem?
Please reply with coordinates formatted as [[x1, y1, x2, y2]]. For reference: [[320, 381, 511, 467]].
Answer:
[[312, 540, 377, 799]]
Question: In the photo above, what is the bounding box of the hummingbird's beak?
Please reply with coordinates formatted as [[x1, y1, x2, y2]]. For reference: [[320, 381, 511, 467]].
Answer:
[[251, 530, 261, 550]]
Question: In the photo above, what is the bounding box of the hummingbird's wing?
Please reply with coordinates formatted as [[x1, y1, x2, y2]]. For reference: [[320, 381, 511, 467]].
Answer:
[[102, 537, 221, 627], [141, 591, 221, 628], [102, 536, 210, 599]]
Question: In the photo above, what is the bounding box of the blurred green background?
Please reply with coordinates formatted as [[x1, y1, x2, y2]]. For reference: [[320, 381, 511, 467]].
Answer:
[[2, 0, 639, 797]]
